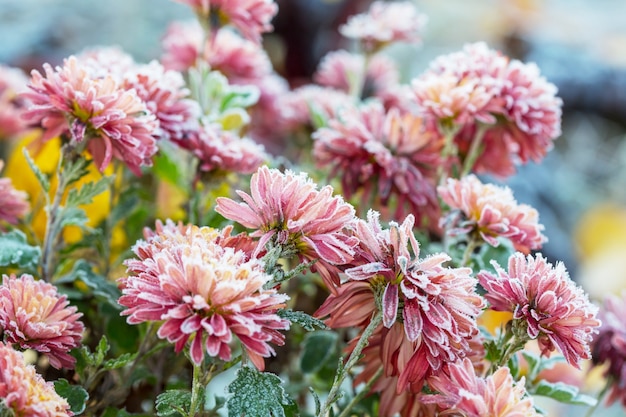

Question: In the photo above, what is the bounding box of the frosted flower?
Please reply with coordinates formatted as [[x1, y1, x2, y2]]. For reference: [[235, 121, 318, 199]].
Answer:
[[0, 64, 29, 139], [438, 175, 546, 252], [0, 160, 29, 226], [412, 42, 562, 177], [424, 359, 540, 417], [216, 166, 358, 290], [313, 101, 442, 223], [247, 74, 290, 149], [208, 28, 273, 83], [477, 253, 601, 368], [0, 342, 72, 417], [161, 20, 204, 72], [173, 0, 278, 44], [22, 56, 158, 175], [119, 220, 289, 369], [591, 291, 626, 407], [340, 1, 427, 53], [0, 274, 84, 369], [76, 46, 136, 80], [323, 210, 483, 389], [278, 85, 354, 132], [179, 124, 267, 174], [314, 50, 399, 101], [123, 60, 200, 141]]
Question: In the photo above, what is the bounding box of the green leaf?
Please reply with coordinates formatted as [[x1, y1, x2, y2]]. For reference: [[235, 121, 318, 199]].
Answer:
[[61, 156, 90, 187], [227, 366, 297, 417], [95, 335, 111, 367], [308, 102, 328, 130], [54, 379, 89, 414], [300, 331, 338, 374], [58, 206, 89, 229], [0, 229, 41, 270], [22, 147, 50, 193], [66, 176, 113, 207], [153, 149, 185, 188], [103, 352, 138, 370], [277, 309, 328, 332], [156, 390, 192, 417], [532, 380, 597, 406], [56, 260, 122, 308], [521, 351, 541, 381]]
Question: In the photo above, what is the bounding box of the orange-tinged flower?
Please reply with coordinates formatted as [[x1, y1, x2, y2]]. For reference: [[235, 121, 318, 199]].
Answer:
[[119, 220, 289, 369], [423, 358, 540, 417], [0, 342, 72, 416], [216, 166, 358, 291], [438, 174, 546, 253], [478, 252, 601, 368], [0, 274, 84, 369]]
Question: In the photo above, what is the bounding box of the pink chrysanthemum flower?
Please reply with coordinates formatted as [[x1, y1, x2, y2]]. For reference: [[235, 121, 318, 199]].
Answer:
[[278, 85, 354, 132], [437, 174, 546, 252], [216, 166, 358, 291], [161, 20, 204, 72], [318, 210, 483, 390], [173, 0, 278, 44], [0, 342, 72, 417], [179, 124, 267, 174], [22, 56, 158, 175], [340, 1, 427, 53], [313, 101, 442, 223], [119, 220, 289, 369], [247, 74, 290, 149], [0, 274, 84, 369], [77, 46, 136, 80], [123, 60, 200, 141], [478, 252, 600, 368], [0, 160, 29, 227], [412, 42, 562, 177], [314, 50, 399, 100], [591, 291, 626, 407], [0, 64, 29, 139], [423, 358, 540, 417]]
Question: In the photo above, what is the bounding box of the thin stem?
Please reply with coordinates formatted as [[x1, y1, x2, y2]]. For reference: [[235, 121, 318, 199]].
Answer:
[[461, 236, 480, 267], [319, 311, 383, 417], [337, 367, 383, 417], [437, 125, 462, 185], [188, 362, 204, 417], [460, 123, 488, 178], [102, 162, 120, 278], [41, 146, 70, 282], [585, 379, 611, 417]]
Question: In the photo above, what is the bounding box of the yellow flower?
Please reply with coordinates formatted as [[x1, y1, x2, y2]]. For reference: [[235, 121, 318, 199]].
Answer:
[[4, 132, 113, 243]]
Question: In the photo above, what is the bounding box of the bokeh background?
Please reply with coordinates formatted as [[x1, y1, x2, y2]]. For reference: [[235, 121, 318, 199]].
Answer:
[[2, 0, 626, 414]]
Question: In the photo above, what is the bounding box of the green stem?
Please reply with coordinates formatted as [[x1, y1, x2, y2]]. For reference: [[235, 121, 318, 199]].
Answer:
[[319, 311, 382, 417], [437, 125, 462, 185], [460, 123, 488, 178], [41, 146, 71, 281], [189, 362, 204, 417], [337, 367, 383, 417], [461, 236, 480, 267]]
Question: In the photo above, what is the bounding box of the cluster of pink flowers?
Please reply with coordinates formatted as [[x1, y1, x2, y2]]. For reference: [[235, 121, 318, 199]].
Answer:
[[438, 174, 546, 252], [313, 101, 442, 224], [0, 274, 84, 369], [119, 220, 289, 370], [172, 0, 278, 44], [478, 253, 601, 368], [216, 166, 358, 290], [340, 1, 427, 53], [22, 56, 159, 175], [412, 42, 563, 177], [0, 160, 29, 227], [592, 291, 626, 407], [0, 342, 72, 417], [317, 210, 484, 394], [0, 64, 29, 139]]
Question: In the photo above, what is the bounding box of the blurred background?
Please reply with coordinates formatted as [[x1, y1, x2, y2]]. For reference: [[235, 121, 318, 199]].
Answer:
[[1, 0, 625, 413]]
